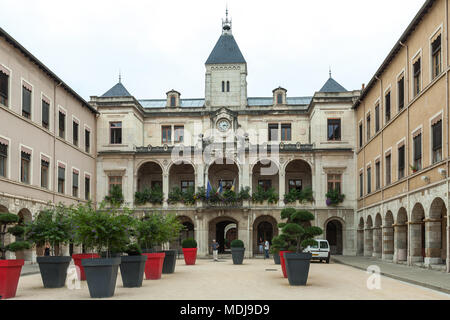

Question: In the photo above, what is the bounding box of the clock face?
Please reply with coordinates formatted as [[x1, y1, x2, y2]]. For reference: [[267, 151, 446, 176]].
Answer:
[[217, 119, 231, 132]]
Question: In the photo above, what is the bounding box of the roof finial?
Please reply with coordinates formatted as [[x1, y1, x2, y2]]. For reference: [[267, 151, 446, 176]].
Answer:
[[119, 69, 122, 83], [329, 66, 332, 79], [222, 2, 232, 34]]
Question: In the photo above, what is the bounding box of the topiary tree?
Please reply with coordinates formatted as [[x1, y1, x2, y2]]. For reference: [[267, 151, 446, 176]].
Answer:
[[0, 212, 31, 260], [181, 238, 197, 248], [278, 208, 323, 253], [230, 239, 244, 248]]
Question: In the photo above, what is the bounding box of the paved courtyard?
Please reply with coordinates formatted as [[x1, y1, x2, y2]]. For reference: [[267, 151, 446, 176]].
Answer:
[[12, 259, 450, 300]]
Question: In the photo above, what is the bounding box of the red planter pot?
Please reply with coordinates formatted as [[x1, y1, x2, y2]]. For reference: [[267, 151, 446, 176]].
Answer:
[[0, 259, 24, 299], [143, 253, 165, 280], [72, 254, 100, 281], [182, 248, 197, 265], [279, 251, 293, 278]]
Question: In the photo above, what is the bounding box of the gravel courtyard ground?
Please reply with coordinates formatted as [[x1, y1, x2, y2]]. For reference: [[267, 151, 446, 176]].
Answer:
[[11, 259, 450, 300]]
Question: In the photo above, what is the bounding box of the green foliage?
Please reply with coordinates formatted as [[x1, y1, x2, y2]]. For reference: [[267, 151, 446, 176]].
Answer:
[[168, 187, 196, 205], [182, 238, 197, 249], [238, 187, 251, 201], [325, 189, 345, 206], [105, 185, 124, 207], [230, 239, 244, 248], [195, 187, 207, 202], [7, 225, 25, 237], [278, 208, 323, 253], [0, 212, 28, 260], [283, 187, 314, 204], [168, 187, 183, 204], [125, 243, 142, 256], [252, 186, 279, 204], [6, 241, 31, 252], [161, 214, 185, 243], [135, 213, 165, 250], [134, 186, 164, 205], [0, 213, 19, 225], [270, 235, 287, 254], [222, 189, 238, 204]]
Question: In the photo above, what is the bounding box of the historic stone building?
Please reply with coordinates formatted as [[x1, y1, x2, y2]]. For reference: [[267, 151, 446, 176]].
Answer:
[[354, 0, 450, 272], [90, 14, 360, 258]]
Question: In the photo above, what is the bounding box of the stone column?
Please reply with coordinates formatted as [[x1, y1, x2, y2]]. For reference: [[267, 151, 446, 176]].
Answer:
[[393, 224, 407, 262], [357, 229, 364, 256], [195, 215, 208, 257], [372, 227, 382, 258], [163, 173, 169, 208], [409, 221, 424, 263], [364, 228, 373, 257], [424, 219, 443, 265], [279, 170, 286, 207], [382, 226, 394, 261]]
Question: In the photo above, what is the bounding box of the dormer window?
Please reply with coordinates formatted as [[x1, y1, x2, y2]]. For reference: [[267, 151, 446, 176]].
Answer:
[[273, 87, 287, 105], [166, 90, 180, 107]]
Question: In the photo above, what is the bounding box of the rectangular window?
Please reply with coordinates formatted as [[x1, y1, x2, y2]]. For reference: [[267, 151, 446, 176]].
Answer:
[[385, 92, 391, 123], [288, 179, 302, 192], [398, 76, 405, 110], [174, 126, 184, 143], [162, 126, 172, 144], [73, 121, 79, 147], [21, 152, 30, 184], [59, 111, 65, 139], [58, 166, 65, 194], [327, 119, 341, 141], [366, 114, 371, 141], [375, 104, 380, 133], [277, 94, 283, 104], [72, 171, 79, 198], [398, 145, 405, 180], [359, 123, 363, 148], [0, 143, 7, 178], [110, 122, 122, 144], [281, 124, 291, 141], [227, 81, 230, 92], [375, 161, 381, 190], [385, 154, 391, 186], [432, 35, 442, 79], [258, 180, 272, 192], [367, 167, 372, 194], [0, 71, 8, 107], [42, 100, 50, 129], [222, 81, 225, 93], [432, 120, 442, 164], [85, 176, 90, 201], [181, 180, 195, 193], [413, 133, 422, 171], [359, 173, 363, 198], [170, 96, 176, 107], [268, 124, 279, 142], [109, 176, 122, 193], [85, 129, 90, 153], [22, 86, 32, 119], [327, 174, 342, 194], [413, 58, 421, 97], [41, 159, 49, 189]]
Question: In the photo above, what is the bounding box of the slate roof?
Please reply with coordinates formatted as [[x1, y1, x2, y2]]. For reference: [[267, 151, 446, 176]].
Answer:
[[102, 82, 132, 97], [206, 34, 246, 65], [319, 77, 347, 93]]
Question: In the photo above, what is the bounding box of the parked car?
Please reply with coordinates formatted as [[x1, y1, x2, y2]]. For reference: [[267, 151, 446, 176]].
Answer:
[[303, 240, 330, 263]]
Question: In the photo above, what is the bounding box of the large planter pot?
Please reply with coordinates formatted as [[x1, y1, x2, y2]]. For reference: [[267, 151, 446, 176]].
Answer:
[[37, 256, 71, 288], [82, 257, 121, 298], [142, 253, 165, 280], [0, 259, 24, 299], [279, 251, 293, 278], [120, 255, 147, 288], [284, 252, 312, 286], [182, 248, 197, 265], [157, 250, 177, 274], [72, 253, 100, 281], [231, 247, 245, 265], [273, 253, 281, 265]]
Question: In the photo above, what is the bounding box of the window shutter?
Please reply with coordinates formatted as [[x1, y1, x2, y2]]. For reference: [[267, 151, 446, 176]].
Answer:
[[73, 122, 78, 141], [42, 100, 49, 125], [398, 146, 405, 169], [58, 167, 65, 180], [0, 72, 8, 98], [413, 59, 421, 77], [432, 35, 441, 56], [73, 173, 79, 187], [433, 121, 442, 151], [86, 130, 90, 147], [414, 135, 422, 160], [22, 87, 31, 114]]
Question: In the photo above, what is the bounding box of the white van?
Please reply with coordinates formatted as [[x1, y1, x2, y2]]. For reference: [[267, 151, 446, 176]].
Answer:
[[304, 240, 330, 263]]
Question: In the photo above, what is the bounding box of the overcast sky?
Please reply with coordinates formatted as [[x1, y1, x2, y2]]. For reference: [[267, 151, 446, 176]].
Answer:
[[1, 0, 426, 101]]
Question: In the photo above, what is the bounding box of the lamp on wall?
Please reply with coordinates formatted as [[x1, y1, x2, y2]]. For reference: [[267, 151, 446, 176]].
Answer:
[[421, 176, 430, 183], [438, 168, 447, 178]]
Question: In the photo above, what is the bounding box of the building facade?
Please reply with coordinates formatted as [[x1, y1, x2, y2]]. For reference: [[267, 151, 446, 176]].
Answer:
[[354, 0, 450, 272]]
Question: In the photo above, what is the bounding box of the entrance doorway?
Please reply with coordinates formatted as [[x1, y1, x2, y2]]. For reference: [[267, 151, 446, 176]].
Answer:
[[326, 220, 343, 255], [209, 217, 238, 254]]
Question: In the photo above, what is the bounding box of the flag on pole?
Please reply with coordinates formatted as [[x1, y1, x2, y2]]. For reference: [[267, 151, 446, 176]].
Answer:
[[206, 181, 213, 200], [216, 180, 223, 195], [230, 178, 236, 192]]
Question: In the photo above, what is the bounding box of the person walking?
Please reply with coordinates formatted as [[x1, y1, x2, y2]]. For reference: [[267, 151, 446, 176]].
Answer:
[[212, 239, 219, 262], [264, 240, 270, 259]]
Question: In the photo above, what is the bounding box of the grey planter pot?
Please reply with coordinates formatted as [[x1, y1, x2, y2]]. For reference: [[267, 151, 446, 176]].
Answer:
[[273, 253, 281, 265], [82, 257, 121, 298], [158, 250, 177, 274], [36, 256, 72, 288], [284, 252, 312, 286], [120, 255, 147, 288], [231, 247, 245, 265]]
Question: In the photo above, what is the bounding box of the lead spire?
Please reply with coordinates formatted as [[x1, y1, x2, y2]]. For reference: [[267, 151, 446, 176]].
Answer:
[[222, 4, 232, 35]]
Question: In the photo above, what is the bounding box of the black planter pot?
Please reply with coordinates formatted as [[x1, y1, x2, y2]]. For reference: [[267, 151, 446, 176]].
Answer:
[[284, 252, 312, 286], [231, 248, 245, 265], [36, 256, 72, 288], [273, 253, 281, 265], [82, 257, 121, 298], [120, 255, 147, 288], [100, 252, 122, 258], [157, 250, 177, 274]]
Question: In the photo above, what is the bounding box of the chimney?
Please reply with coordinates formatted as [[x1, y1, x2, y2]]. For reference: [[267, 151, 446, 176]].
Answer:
[[362, 83, 365, 90]]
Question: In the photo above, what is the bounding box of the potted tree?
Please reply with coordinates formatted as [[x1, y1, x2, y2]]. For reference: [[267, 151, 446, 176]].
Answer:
[[0, 212, 31, 299], [278, 208, 323, 286], [181, 238, 197, 265], [25, 205, 72, 288], [157, 214, 184, 274], [272, 234, 291, 277], [230, 239, 245, 265], [269, 235, 284, 265], [120, 242, 147, 288], [136, 213, 166, 280]]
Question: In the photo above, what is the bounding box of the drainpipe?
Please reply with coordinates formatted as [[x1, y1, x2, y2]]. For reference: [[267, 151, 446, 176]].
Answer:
[[53, 82, 62, 205]]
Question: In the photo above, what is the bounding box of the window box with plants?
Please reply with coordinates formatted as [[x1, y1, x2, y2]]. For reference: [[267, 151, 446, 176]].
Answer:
[[283, 187, 314, 207], [25, 205, 73, 288], [168, 187, 197, 208], [181, 238, 197, 265], [325, 189, 345, 207], [277, 208, 323, 286], [157, 213, 184, 274], [230, 239, 245, 265], [251, 187, 279, 207], [134, 186, 164, 208], [105, 185, 124, 208], [0, 212, 31, 299]]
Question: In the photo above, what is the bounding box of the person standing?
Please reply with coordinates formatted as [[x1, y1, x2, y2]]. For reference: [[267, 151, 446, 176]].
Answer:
[[212, 239, 219, 262], [264, 240, 270, 259], [258, 237, 264, 255], [44, 243, 50, 256]]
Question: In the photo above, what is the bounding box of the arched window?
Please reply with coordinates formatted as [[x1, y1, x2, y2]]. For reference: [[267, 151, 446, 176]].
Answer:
[[227, 81, 230, 92], [222, 81, 225, 92], [277, 93, 283, 104], [170, 96, 176, 107]]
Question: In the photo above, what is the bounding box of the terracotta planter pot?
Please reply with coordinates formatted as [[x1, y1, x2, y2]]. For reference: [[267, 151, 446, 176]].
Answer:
[[279, 251, 293, 278], [0, 259, 24, 299], [143, 253, 165, 280], [72, 253, 100, 281], [182, 248, 197, 265]]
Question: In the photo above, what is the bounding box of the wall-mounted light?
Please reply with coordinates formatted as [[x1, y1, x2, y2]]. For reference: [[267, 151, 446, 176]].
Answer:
[[421, 176, 430, 183], [438, 168, 447, 178]]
